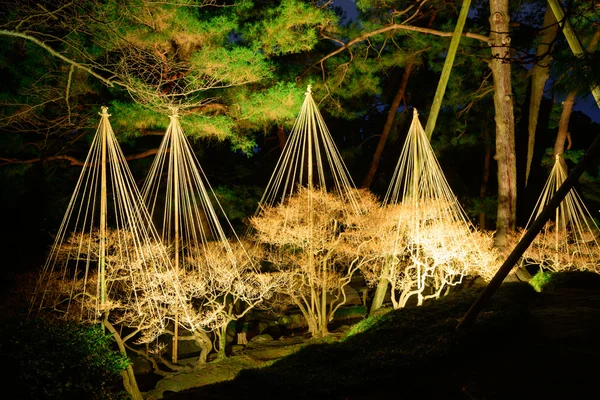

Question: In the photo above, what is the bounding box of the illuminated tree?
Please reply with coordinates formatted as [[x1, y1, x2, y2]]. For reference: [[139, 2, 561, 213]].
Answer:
[[364, 109, 499, 314], [250, 187, 380, 337], [179, 241, 284, 361], [38, 229, 282, 371], [361, 201, 498, 309], [33, 229, 186, 399]]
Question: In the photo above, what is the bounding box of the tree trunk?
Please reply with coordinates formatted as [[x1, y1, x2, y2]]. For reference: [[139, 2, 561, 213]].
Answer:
[[525, 7, 559, 186], [554, 92, 575, 170], [547, 0, 600, 108], [553, 27, 600, 170], [368, 260, 391, 317], [193, 330, 212, 368], [361, 64, 413, 189], [489, 0, 517, 251], [216, 324, 228, 360], [102, 319, 143, 400], [276, 125, 287, 150]]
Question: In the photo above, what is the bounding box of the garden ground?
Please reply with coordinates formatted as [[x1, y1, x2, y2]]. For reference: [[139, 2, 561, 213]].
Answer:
[[149, 272, 600, 399]]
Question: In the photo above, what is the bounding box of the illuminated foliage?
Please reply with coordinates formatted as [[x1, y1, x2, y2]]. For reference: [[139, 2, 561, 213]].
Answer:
[[360, 201, 498, 309], [250, 187, 380, 337]]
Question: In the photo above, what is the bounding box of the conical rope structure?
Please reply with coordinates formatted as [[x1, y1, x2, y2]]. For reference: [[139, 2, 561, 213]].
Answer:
[[520, 155, 600, 272], [249, 86, 376, 337], [142, 108, 245, 265], [371, 109, 497, 309], [142, 109, 272, 360], [29, 107, 189, 343], [257, 85, 363, 213]]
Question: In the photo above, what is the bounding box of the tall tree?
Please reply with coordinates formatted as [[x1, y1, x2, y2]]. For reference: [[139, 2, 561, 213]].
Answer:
[[489, 0, 517, 251], [525, 6, 559, 185]]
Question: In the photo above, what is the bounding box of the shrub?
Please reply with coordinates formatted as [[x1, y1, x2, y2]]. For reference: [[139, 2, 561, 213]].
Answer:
[[530, 270, 600, 292], [0, 318, 130, 399], [529, 270, 555, 292]]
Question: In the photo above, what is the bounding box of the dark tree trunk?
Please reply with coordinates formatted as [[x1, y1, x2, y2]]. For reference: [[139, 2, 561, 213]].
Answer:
[[102, 319, 143, 400], [361, 64, 413, 189], [526, 7, 558, 186], [554, 92, 575, 170], [489, 0, 517, 251], [276, 125, 287, 151], [553, 27, 600, 170]]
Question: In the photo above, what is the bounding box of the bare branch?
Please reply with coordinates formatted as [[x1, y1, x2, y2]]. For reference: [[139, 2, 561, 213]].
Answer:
[[316, 23, 489, 67]]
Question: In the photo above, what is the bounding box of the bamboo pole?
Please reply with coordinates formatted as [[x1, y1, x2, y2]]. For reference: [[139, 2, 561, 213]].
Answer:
[[99, 107, 108, 307], [171, 109, 180, 364], [457, 132, 600, 329], [546, 0, 600, 108], [425, 0, 472, 138]]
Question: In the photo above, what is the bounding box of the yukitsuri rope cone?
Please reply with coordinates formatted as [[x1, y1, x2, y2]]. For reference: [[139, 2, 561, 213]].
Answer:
[[142, 108, 278, 361], [364, 109, 498, 310], [256, 85, 363, 211], [29, 107, 189, 341], [249, 86, 378, 337], [519, 155, 600, 273]]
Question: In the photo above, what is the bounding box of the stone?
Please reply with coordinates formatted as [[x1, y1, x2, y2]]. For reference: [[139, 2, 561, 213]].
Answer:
[[129, 353, 153, 375], [342, 285, 363, 306], [278, 313, 307, 329], [231, 344, 246, 356], [246, 333, 274, 348], [332, 324, 351, 334], [176, 336, 203, 359], [257, 321, 269, 334]]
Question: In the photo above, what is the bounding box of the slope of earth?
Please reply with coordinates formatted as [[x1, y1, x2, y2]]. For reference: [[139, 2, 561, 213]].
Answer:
[[161, 271, 600, 399]]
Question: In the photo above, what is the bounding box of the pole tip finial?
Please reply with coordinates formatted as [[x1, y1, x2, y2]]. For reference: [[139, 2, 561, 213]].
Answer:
[[99, 106, 111, 117], [306, 85, 312, 95], [413, 107, 419, 116]]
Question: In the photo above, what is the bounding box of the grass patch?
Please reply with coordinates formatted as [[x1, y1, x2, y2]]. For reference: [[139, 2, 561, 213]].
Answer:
[[332, 305, 367, 321], [530, 270, 600, 292]]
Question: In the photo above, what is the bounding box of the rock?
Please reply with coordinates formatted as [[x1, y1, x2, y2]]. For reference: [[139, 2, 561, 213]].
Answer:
[[332, 324, 351, 334], [278, 313, 307, 329], [333, 305, 367, 321], [247, 333, 274, 348], [343, 285, 363, 306], [231, 344, 246, 356], [129, 353, 153, 375], [257, 321, 269, 334], [176, 336, 203, 358]]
